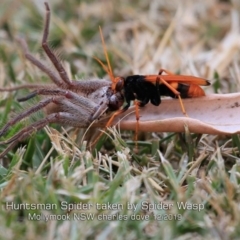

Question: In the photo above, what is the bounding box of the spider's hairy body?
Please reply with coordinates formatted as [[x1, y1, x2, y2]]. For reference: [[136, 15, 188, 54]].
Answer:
[[0, 2, 124, 158]]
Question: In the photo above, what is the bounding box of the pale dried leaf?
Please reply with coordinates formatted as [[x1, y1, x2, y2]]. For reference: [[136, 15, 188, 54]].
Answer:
[[98, 93, 240, 134]]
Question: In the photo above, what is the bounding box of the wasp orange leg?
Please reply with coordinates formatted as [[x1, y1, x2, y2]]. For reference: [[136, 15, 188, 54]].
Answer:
[[157, 68, 188, 116], [158, 76, 188, 117], [91, 109, 126, 146], [134, 100, 141, 144], [158, 68, 175, 75]]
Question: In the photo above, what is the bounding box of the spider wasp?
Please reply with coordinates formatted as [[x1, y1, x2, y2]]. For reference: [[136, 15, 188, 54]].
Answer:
[[95, 28, 210, 141]]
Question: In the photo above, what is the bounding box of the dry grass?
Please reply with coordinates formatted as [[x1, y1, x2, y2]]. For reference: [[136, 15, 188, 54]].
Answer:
[[1, 0, 240, 239]]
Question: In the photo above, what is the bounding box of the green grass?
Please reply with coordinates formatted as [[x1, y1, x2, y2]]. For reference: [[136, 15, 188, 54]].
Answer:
[[1, 0, 240, 239]]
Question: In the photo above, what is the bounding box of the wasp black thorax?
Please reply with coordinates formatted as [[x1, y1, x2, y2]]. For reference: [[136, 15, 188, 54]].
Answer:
[[122, 75, 161, 109]]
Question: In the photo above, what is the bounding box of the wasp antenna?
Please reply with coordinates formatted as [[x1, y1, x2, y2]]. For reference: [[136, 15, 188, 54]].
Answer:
[[94, 57, 111, 76], [99, 26, 115, 86]]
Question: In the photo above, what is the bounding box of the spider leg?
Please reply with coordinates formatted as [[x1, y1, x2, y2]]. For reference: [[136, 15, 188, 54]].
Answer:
[[0, 112, 93, 158], [17, 89, 96, 109], [0, 112, 91, 145], [17, 88, 110, 119], [0, 142, 19, 159], [72, 80, 111, 94], [42, 3, 72, 86], [1, 88, 103, 137], [18, 37, 67, 88], [0, 116, 52, 147], [0, 84, 55, 92], [0, 98, 53, 137], [16, 3, 112, 98]]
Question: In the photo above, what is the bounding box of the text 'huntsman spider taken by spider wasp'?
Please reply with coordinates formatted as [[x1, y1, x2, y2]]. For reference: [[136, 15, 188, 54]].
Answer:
[[0, 2, 210, 158]]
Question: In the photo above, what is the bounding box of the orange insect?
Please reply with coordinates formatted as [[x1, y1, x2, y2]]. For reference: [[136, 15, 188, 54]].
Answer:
[[95, 28, 210, 141]]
